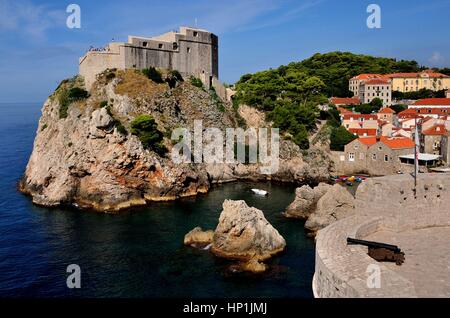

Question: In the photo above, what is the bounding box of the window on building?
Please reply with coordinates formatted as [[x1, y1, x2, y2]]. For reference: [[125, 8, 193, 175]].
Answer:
[[142, 41, 148, 47], [372, 153, 377, 160], [406, 80, 409, 85], [378, 146, 382, 151], [158, 43, 163, 49], [187, 47, 191, 53], [360, 153, 365, 160], [354, 145, 359, 149], [349, 153, 355, 162], [193, 31, 198, 37], [384, 154, 389, 162], [173, 42, 178, 50]]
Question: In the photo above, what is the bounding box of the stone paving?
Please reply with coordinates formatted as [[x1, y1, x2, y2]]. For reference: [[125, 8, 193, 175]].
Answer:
[[366, 227, 450, 298]]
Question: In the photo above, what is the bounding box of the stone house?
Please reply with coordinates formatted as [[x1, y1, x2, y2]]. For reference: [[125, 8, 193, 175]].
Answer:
[[377, 107, 395, 124], [421, 124, 447, 155], [440, 132, 450, 163], [335, 136, 415, 176]]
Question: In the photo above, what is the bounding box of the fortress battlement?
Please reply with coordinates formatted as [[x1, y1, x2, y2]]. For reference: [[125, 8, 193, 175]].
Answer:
[[79, 26, 219, 90]]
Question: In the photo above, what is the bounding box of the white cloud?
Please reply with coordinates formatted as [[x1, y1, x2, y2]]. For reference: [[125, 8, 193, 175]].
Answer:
[[429, 52, 445, 65], [0, 0, 64, 40]]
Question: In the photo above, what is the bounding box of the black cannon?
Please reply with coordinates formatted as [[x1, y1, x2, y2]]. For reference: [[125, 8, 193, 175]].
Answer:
[[347, 237, 405, 266]]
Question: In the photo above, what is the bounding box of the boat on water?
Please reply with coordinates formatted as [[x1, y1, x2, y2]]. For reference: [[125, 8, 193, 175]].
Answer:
[[251, 189, 269, 196]]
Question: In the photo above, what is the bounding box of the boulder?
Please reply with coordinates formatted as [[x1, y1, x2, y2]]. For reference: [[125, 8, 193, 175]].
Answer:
[[305, 184, 355, 234], [184, 227, 214, 247], [211, 200, 286, 261], [284, 183, 332, 219]]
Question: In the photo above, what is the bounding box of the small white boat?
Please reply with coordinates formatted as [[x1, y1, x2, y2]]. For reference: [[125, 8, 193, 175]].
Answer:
[[251, 189, 269, 196]]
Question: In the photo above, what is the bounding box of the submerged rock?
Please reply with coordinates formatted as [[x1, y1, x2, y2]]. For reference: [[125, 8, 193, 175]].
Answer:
[[211, 200, 286, 262], [184, 227, 214, 247]]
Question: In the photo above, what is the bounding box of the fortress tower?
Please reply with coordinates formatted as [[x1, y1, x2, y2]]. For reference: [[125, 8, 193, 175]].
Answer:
[[79, 27, 219, 90]]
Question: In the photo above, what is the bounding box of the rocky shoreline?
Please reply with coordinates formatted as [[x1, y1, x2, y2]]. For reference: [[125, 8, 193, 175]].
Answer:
[[19, 70, 333, 213]]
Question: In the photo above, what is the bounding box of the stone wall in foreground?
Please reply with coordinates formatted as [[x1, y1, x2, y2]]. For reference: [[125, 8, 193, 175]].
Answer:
[[313, 174, 450, 298]]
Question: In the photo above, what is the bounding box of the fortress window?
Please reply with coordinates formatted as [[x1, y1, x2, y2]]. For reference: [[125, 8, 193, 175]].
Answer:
[[143, 42, 148, 47], [193, 31, 198, 37], [173, 42, 178, 50], [187, 47, 191, 53], [158, 43, 163, 49]]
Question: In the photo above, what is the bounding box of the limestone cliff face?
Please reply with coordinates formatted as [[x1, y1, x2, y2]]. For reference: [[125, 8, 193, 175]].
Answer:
[[20, 69, 332, 212]]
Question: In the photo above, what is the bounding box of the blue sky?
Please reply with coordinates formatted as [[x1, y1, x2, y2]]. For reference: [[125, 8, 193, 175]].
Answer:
[[1, 0, 450, 103]]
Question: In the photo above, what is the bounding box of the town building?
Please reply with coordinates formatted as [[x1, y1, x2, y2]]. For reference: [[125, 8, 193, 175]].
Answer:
[[420, 124, 447, 155], [349, 74, 392, 107], [342, 113, 379, 130], [79, 26, 219, 91], [377, 107, 395, 124], [440, 132, 450, 163], [336, 136, 415, 175], [387, 70, 450, 93]]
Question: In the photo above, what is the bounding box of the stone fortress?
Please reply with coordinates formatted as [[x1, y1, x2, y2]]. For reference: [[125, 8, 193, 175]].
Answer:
[[79, 26, 230, 99]]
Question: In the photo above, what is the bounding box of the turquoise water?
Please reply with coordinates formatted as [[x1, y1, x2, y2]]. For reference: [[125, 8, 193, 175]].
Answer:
[[0, 103, 315, 298]]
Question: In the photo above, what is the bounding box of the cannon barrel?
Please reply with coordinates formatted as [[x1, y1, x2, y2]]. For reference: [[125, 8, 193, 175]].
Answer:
[[347, 237, 401, 253]]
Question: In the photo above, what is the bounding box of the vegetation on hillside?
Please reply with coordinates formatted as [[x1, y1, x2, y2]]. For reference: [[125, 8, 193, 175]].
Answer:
[[58, 86, 89, 119], [130, 115, 167, 156], [233, 52, 424, 149]]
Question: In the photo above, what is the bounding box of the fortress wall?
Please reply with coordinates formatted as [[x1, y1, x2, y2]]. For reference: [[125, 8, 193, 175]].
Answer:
[[79, 43, 125, 90], [79, 27, 219, 91], [313, 173, 450, 298]]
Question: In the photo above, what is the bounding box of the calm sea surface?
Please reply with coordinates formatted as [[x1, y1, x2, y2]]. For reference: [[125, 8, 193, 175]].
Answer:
[[0, 103, 315, 298]]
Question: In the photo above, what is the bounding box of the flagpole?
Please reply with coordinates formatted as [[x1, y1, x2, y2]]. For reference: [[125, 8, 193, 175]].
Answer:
[[414, 117, 420, 193]]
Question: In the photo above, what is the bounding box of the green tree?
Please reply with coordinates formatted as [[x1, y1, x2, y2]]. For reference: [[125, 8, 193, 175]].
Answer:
[[330, 126, 357, 151]]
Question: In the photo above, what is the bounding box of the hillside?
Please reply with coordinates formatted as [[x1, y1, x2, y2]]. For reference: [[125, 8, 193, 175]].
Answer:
[[20, 68, 332, 212], [233, 51, 425, 150]]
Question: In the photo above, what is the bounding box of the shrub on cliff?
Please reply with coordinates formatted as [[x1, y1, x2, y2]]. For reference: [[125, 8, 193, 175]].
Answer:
[[130, 115, 167, 156], [142, 67, 164, 83], [58, 87, 89, 119], [190, 76, 204, 89]]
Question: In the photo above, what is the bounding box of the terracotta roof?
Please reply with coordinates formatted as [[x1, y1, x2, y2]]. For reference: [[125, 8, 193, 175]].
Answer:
[[350, 74, 383, 80], [386, 70, 450, 79], [398, 107, 450, 118], [365, 78, 391, 85], [378, 107, 395, 114], [348, 128, 377, 136], [343, 114, 378, 120], [330, 97, 361, 105], [412, 98, 450, 106], [422, 124, 447, 136], [355, 136, 415, 149], [380, 136, 415, 149]]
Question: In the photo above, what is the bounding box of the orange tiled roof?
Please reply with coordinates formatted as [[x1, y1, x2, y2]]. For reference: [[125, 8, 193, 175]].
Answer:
[[330, 97, 361, 105], [343, 113, 378, 120], [380, 136, 415, 149], [350, 74, 383, 80], [356, 136, 415, 149], [386, 70, 450, 79], [422, 124, 447, 136], [413, 98, 450, 106], [378, 107, 395, 114], [365, 78, 391, 85]]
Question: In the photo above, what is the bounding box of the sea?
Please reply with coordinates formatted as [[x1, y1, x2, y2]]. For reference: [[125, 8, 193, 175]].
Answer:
[[0, 102, 315, 298]]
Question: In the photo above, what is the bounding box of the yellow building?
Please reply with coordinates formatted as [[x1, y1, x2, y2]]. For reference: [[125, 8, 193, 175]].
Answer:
[[387, 70, 450, 93]]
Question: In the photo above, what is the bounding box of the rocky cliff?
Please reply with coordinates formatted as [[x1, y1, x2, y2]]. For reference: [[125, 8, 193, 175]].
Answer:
[[20, 69, 332, 212]]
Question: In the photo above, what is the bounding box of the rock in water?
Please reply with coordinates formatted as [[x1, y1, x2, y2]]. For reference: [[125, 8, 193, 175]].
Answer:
[[305, 184, 355, 234], [211, 200, 286, 261], [184, 227, 214, 247], [284, 183, 332, 219]]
